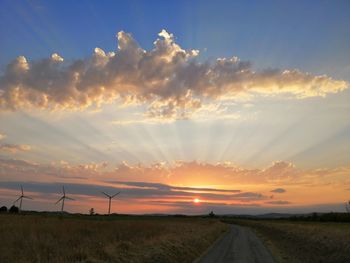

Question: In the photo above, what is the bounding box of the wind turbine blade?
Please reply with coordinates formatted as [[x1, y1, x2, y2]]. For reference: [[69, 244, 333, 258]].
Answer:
[[21, 185, 23, 195], [55, 196, 64, 204], [23, 196, 33, 200], [101, 191, 111, 198], [65, 196, 74, 201], [111, 192, 120, 198], [14, 196, 21, 204], [62, 186, 65, 195]]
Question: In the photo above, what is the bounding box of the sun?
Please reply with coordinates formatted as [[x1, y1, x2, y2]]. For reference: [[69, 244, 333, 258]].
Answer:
[[193, 198, 200, 203]]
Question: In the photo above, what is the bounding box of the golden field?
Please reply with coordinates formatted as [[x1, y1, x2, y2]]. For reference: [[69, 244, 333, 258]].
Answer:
[[0, 214, 228, 263]]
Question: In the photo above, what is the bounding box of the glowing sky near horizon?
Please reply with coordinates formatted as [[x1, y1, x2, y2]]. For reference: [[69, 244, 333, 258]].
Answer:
[[0, 0, 350, 214]]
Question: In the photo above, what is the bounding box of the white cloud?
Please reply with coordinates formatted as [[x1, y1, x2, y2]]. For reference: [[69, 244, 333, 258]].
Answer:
[[0, 30, 347, 120]]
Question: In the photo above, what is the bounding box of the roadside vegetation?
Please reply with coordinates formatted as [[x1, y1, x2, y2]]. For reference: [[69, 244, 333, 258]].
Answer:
[[224, 218, 350, 263], [0, 213, 228, 263]]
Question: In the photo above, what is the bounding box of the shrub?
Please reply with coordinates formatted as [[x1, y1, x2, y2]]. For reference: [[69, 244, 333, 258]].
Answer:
[[9, 205, 19, 214], [0, 206, 7, 213]]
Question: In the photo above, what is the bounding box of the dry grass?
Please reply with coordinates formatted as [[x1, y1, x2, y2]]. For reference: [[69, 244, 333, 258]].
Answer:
[[231, 219, 350, 263], [0, 214, 228, 263]]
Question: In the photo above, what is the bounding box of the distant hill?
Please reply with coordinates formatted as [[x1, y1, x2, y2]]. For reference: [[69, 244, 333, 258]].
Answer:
[[221, 212, 311, 219]]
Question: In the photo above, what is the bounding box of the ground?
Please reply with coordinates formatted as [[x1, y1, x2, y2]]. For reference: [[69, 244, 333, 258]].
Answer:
[[3, 214, 350, 263], [228, 219, 350, 263], [0, 214, 228, 263], [198, 224, 276, 263]]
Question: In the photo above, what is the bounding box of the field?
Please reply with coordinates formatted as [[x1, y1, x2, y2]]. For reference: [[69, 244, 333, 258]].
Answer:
[[0, 214, 228, 263], [228, 219, 350, 263]]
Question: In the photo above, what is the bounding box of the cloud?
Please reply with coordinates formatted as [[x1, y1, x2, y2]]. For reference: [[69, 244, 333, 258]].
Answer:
[[1, 158, 350, 188], [0, 158, 107, 180], [229, 192, 267, 201], [0, 132, 31, 154], [94, 161, 350, 189], [0, 30, 347, 119], [0, 143, 31, 153], [0, 180, 266, 203], [270, 188, 286, 193], [265, 200, 291, 205], [2, 158, 350, 213], [111, 117, 174, 126], [110, 181, 241, 193], [111, 101, 243, 125], [261, 161, 297, 180]]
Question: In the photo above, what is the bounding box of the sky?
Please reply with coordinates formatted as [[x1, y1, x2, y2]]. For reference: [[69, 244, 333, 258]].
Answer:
[[0, 0, 349, 215]]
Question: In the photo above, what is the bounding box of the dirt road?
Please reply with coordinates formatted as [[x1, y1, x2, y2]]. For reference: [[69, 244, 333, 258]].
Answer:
[[198, 225, 276, 263]]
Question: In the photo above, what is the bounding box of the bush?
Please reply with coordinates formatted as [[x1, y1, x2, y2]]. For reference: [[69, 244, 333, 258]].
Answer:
[[0, 206, 7, 213], [9, 205, 19, 214]]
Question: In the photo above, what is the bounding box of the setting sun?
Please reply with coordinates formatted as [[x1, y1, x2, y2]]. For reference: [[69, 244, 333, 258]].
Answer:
[[193, 198, 201, 203]]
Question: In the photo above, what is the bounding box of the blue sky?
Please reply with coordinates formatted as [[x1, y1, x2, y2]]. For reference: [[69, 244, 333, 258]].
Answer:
[[0, 0, 349, 214], [1, 0, 350, 79]]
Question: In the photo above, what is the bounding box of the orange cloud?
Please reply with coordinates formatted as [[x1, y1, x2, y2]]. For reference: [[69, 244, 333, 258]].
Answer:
[[270, 188, 286, 193], [0, 143, 31, 153], [1, 157, 349, 213], [2, 158, 350, 187]]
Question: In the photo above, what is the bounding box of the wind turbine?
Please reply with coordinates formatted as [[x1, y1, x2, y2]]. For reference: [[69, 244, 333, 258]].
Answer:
[[101, 191, 120, 215], [14, 185, 32, 212], [55, 186, 74, 212]]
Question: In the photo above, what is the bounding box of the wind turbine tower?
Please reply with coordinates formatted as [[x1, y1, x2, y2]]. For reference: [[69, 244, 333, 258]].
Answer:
[[56, 186, 74, 212], [14, 185, 32, 212], [102, 191, 120, 215]]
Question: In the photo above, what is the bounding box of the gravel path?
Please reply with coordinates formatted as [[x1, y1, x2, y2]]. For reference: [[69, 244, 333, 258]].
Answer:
[[198, 225, 276, 263]]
